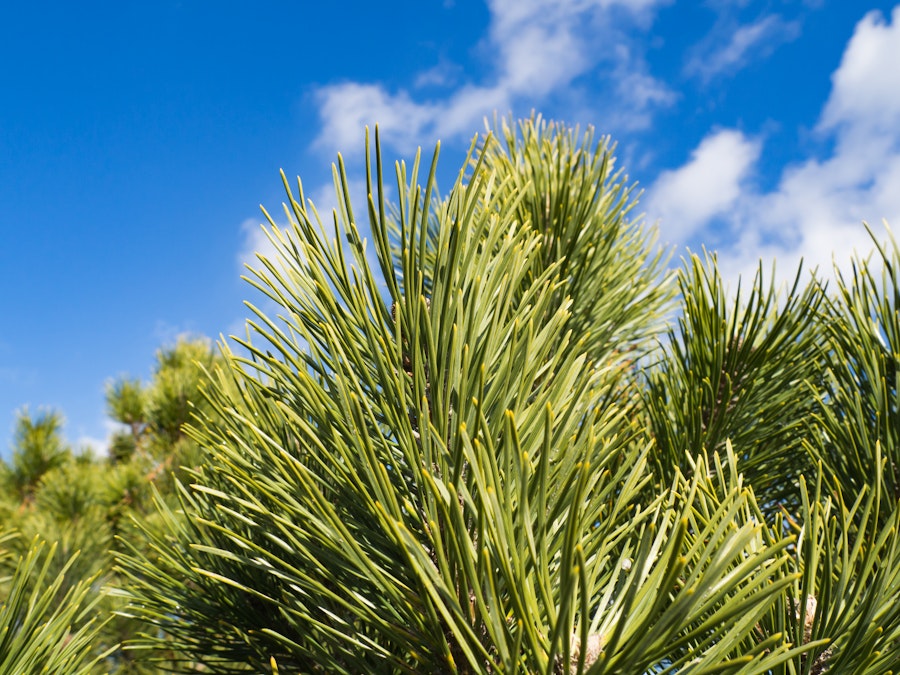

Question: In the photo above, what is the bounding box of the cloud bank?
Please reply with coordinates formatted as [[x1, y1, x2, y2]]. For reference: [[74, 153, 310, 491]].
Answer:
[[646, 6, 900, 285], [313, 0, 675, 157]]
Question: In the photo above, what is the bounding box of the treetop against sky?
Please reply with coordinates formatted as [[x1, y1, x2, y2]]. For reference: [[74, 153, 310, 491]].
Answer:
[[1, 0, 899, 455]]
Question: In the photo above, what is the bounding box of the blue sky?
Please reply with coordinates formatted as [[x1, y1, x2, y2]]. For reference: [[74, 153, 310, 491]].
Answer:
[[2, 0, 899, 457]]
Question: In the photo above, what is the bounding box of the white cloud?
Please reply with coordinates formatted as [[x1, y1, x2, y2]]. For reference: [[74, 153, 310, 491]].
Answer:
[[648, 6, 900, 289], [414, 59, 463, 89], [610, 44, 679, 129], [644, 129, 761, 242], [238, 216, 283, 272], [313, 0, 674, 156], [152, 320, 206, 347], [686, 14, 801, 82], [315, 84, 441, 157], [819, 6, 900, 144], [75, 419, 123, 458], [75, 435, 107, 455]]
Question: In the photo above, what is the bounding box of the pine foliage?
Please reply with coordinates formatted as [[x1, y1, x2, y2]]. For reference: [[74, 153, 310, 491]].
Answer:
[[3, 117, 900, 673], [0, 532, 113, 674], [114, 118, 900, 673]]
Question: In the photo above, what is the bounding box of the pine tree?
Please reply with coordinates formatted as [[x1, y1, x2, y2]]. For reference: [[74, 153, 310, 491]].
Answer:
[[1, 409, 71, 500], [115, 117, 900, 673], [5, 116, 900, 673], [0, 531, 113, 674], [0, 340, 224, 673]]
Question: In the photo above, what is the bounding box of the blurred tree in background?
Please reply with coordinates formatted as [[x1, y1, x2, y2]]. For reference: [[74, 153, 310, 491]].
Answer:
[[2, 409, 71, 501], [0, 337, 221, 673]]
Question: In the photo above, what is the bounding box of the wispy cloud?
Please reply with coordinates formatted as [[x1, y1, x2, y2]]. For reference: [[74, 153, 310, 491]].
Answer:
[[685, 13, 802, 82], [75, 419, 123, 457], [647, 6, 900, 286], [238, 216, 283, 273], [313, 0, 674, 157], [151, 320, 208, 348], [0, 366, 37, 388], [610, 43, 679, 129]]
